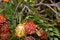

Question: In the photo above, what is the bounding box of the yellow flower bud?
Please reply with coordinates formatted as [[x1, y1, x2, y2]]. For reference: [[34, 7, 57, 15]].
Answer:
[[24, 0, 27, 2], [15, 24, 25, 38]]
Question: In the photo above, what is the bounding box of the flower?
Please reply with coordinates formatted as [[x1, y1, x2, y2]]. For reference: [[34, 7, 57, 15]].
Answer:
[[0, 23, 9, 40], [0, 32, 9, 40], [25, 21, 37, 35], [15, 24, 26, 38], [0, 15, 6, 23], [39, 28, 46, 40], [4, 0, 9, 3], [1, 23, 9, 33]]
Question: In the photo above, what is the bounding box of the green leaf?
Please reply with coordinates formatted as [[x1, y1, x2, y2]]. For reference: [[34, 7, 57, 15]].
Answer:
[[57, 7, 60, 11], [48, 28, 53, 31], [19, 12, 24, 23], [54, 37, 58, 40], [50, 37, 53, 40], [0, 8, 3, 13]]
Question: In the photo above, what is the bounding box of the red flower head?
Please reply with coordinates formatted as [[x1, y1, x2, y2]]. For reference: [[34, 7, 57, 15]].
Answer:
[[0, 23, 9, 40], [0, 32, 9, 40], [0, 15, 10, 40], [1, 23, 9, 33], [39, 28, 46, 40], [0, 15, 6, 23], [25, 21, 37, 35], [24, 36, 34, 40]]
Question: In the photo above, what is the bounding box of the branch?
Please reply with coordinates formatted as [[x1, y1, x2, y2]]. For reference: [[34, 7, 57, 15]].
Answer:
[[25, 5, 32, 12], [46, 5, 60, 16], [14, 2, 20, 16], [50, 0, 54, 3], [49, 0, 57, 10], [12, 2, 20, 20], [34, 2, 60, 7], [33, 2, 60, 17], [40, 0, 44, 3], [21, 5, 32, 12], [21, 6, 26, 12]]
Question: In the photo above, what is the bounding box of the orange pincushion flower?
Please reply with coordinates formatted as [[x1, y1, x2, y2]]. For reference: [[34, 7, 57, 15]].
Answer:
[[25, 21, 37, 35], [0, 15, 6, 23], [4, 0, 9, 3], [0, 14, 10, 40], [39, 28, 46, 40]]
